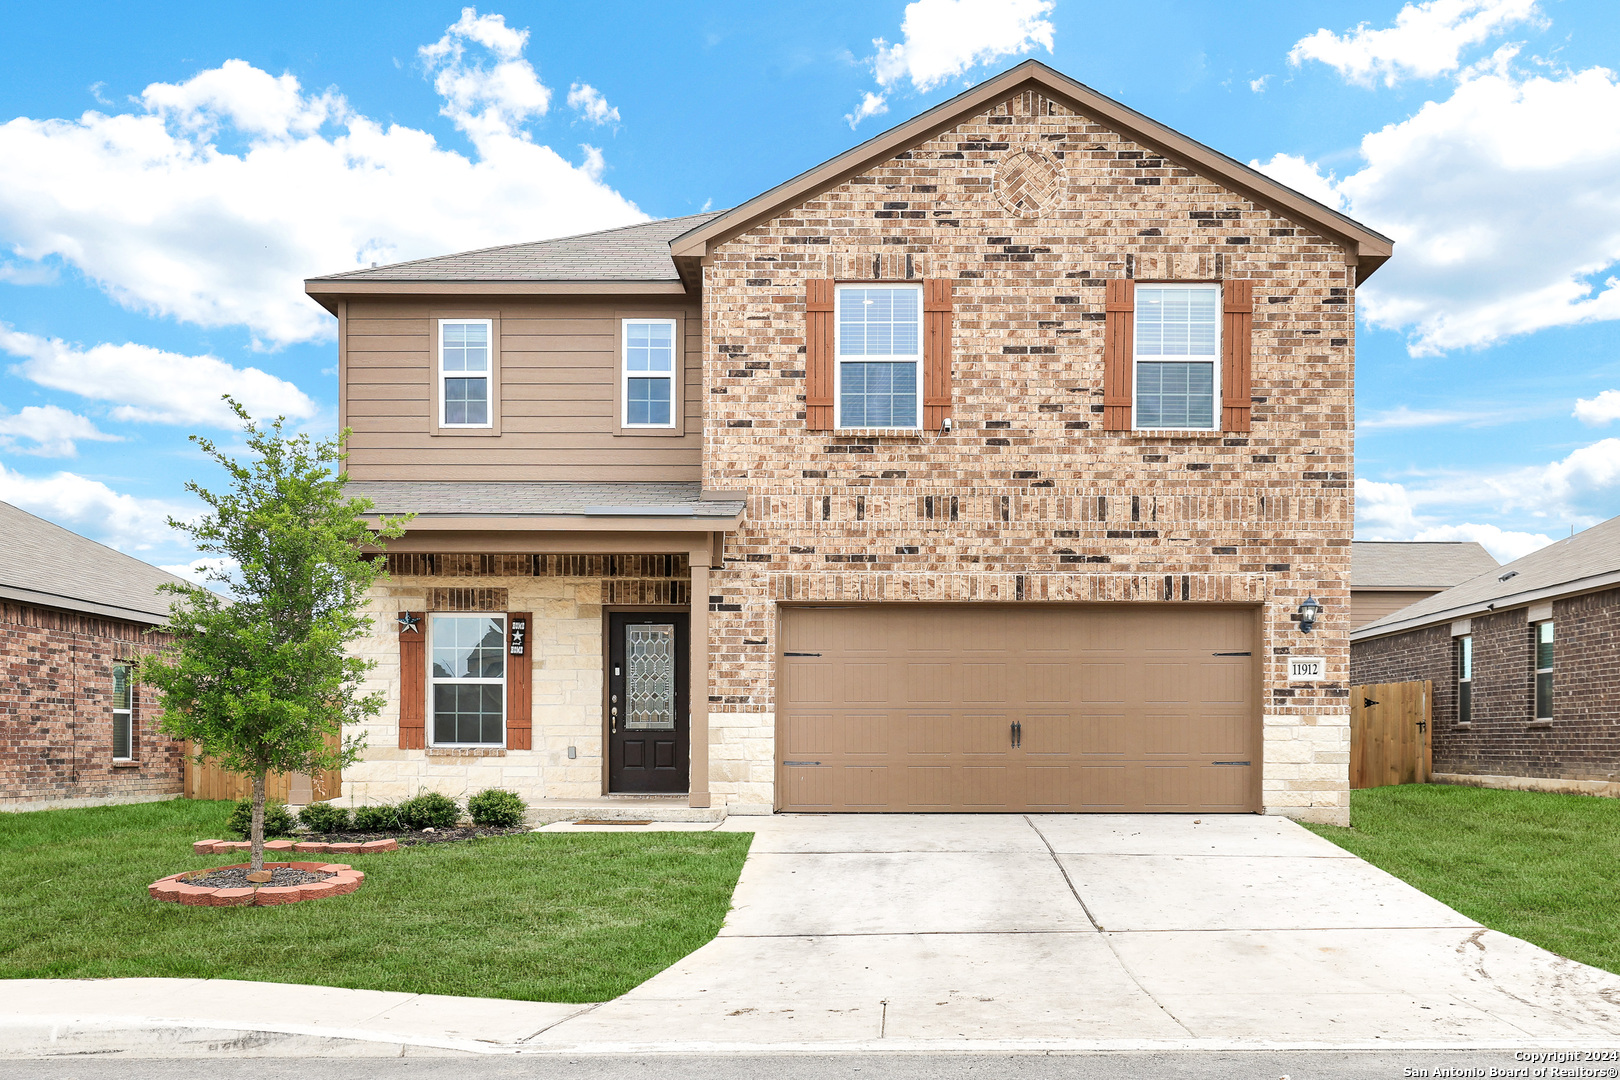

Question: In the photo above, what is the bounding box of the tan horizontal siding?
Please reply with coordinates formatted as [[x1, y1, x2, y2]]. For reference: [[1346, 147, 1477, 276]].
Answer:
[[341, 294, 701, 481]]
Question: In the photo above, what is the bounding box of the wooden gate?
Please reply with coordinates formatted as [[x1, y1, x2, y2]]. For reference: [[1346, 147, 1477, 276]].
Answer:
[[1350, 680, 1432, 789], [183, 738, 341, 804]]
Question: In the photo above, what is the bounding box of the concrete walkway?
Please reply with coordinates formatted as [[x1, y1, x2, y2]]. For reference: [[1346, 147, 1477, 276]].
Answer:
[[6, 814, 1620, 1056]]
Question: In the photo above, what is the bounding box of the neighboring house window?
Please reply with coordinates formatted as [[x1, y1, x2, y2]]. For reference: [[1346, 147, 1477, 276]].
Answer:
[[622, 319, 676, 427], [1134, 284, 1219, 430], [1457, 635, 1472, 725], [439, 319, 492, 427], [430, 614, 506, 745], [112, 662, 134, 760], [1534, 621, 1554, 721], [836, 284, 921, 429]]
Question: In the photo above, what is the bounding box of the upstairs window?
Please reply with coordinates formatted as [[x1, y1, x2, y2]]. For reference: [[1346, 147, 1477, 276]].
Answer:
[[836, 284, 921, 429], [622, 319, 677, 428], [1534, 621, 1554, 721], [112, 662, 133, 760], [1457, 635, 1472, 725], [430, 614, 507, 746], [1135, 284, 1219, 430], [439, 319, 492, 427]]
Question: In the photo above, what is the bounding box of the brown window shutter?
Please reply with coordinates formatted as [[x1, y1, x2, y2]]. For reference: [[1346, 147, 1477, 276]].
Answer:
[[805, 279, 834, 430], [398, 611, 425, 750], [1222, 279, 1254, 432], [1103, 279, 1136, 430], [506, 612, 532, 750], [923, 279, 953, 430]]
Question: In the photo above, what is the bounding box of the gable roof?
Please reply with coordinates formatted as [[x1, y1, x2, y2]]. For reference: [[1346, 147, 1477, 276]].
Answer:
[[670, 60, 1393, 282], [1354, 519, 1620, 641], [1351, 541, 1497, 590], [304, 212, 725, 310], [0, 500, 191, 624]]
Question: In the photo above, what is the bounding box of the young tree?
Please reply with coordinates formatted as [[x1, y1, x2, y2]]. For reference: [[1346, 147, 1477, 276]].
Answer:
[[143, 399, 408, 872]]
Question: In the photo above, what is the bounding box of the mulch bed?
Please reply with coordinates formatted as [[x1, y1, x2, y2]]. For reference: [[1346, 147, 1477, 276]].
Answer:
[[184, 866, 333, 889], [296, 825, 530, 847]]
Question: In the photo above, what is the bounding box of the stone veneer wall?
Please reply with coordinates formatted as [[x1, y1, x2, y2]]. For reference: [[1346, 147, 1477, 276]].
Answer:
[[700, 88, 1355, 823], [1, 600, 182, 808], [347, 554, 688, 806]]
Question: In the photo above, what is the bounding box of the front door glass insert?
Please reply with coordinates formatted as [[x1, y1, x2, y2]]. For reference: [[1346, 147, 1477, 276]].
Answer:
[[626, 624, 676, 730]]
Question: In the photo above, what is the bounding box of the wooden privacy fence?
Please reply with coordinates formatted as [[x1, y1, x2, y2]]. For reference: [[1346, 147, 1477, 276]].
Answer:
[[1350, 680, 1432, 789], [183, 736, 341, 805]]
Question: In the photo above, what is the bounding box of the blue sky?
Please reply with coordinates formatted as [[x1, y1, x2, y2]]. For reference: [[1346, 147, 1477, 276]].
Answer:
[[1, 0, 1618, 574]]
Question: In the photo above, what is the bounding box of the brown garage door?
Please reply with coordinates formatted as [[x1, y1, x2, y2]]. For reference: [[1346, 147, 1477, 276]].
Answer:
[[777, 604, 1258, 813]]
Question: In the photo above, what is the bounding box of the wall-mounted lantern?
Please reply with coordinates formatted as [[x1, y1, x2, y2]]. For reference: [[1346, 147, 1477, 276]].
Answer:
[[1298, 595, 1322, 632]]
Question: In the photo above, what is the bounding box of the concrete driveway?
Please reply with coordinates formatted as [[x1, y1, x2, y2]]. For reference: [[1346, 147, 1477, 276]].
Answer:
[[537, 813, 1620, 1050]]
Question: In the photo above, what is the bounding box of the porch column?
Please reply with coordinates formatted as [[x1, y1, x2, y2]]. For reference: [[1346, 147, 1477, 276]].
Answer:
[[687, 544, 711, 808]]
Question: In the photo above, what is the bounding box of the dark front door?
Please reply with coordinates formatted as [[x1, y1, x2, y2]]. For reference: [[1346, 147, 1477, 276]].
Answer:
[[608, 612, 690, 794]]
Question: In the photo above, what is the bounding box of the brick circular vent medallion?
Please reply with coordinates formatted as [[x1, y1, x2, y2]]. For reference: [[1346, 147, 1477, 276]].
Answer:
[[993, 147, 1066, 218]]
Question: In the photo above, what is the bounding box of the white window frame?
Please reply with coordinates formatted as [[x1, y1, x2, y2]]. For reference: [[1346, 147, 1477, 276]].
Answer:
[[1132, 282, 1222, 432], [1534, 620, 1553, 721], [834, 283, 923, 431], [437, 318, 493, 429], [428, 613, 507, 748], [620, 317, 678, 430], [112, 661, 133, 761], [1457, 635, 1473, 725]]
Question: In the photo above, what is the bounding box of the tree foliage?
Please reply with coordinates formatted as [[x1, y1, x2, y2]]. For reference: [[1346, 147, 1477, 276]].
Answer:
[[142, 398, 408, 870]]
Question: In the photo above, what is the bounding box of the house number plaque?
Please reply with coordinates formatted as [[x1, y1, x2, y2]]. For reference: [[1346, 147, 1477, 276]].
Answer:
[[1287, 656, 1325, 682]]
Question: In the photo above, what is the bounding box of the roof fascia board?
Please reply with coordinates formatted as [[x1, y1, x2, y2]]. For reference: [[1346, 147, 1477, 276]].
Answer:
[[671, 61, 1392, 280], [368, 529, 724, 556], [1351, 569, 1620, 642], [0, 583, 168, 625], [365, 513, 740, 533], [306, 280, 686, 296]]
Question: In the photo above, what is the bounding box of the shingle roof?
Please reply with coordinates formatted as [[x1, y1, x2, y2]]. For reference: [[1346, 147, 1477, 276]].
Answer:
[[346, 481, 743, 519], [1351, 541, 1498, 590], [0, 500, 192, 623], [307, 212, 727, 284], [1354, 519, 1620, 639]]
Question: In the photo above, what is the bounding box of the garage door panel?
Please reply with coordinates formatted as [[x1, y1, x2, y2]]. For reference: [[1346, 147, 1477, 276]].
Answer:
[[777, 605, 1257, 813]]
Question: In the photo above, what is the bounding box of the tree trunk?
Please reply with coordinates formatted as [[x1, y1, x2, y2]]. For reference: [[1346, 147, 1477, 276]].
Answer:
[[250, 770, 267, 873]]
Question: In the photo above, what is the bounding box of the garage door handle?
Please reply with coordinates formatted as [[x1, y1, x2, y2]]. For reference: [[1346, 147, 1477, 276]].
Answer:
[[1010, 720, 1021, 748], [784, 652, 821, 657]]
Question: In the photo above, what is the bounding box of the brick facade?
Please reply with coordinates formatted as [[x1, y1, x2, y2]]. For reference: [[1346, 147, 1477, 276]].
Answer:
[[1351, 588, 1620, 785], [0, 600, 182, 809], [699, 89, 1356, 823]]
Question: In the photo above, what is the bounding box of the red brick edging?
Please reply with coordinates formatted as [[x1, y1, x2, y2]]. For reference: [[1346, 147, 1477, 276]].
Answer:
[[150, 862, 365, 906], [191, 838, 399, 855]]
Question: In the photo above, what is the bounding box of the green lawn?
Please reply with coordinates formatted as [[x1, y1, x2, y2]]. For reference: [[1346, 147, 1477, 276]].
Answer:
[[0, 799, 752, 1002], [1305, 784, 1620, 976]]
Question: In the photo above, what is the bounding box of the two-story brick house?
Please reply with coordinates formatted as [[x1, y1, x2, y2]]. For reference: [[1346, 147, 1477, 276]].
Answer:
[[305, 62, 1391, 825]]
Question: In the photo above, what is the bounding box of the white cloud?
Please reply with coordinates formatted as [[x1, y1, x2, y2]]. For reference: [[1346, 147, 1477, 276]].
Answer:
[[1356, 479, 1553, 562], [1410, 522, 1552, 562], [0, 405, 120, 457], [0, 462, 189, 552], [1359, 404, 1511, 430], [0, 325, 315, 427], [160, 556, 238, 587], [1254, 55, 1620, 356], [845, 92, 890, 130], [1289, 0, 1541, 87], [850, 0, 1054, 125], [1574, 390, 1620, 426], [566, 83, 620, 126], [0, 10, 644, 348], [1249, 75, 1272, 93]]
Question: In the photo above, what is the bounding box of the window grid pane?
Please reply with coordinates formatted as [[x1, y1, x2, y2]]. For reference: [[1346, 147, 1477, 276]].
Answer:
[[1136, 361, 1214, 429], [431, 616, 505, 680], [626, 322, 675, 372], [441, 322, 489, 373], [1136, 287, 1218, 357], [840, 361, 918, 428], [627, 377, 673, 426], [838, 287, 920, 357], [443, 377, 489, 426]]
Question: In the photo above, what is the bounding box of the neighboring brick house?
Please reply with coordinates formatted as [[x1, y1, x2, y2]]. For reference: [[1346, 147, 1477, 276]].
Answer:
[[1353, 515, 1620, 797], [0, 500, 189, 810], [1351, 540, 1496, 629], [305, 62, 1393, 824]]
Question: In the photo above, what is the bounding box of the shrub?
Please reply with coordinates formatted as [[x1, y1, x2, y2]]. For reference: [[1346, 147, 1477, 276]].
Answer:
[[398, 791, 461, 830], [227, 798, 294, 839], [297, 801, 350, 834], [467, 788, 527, 828], [351, 804, 401, 832]]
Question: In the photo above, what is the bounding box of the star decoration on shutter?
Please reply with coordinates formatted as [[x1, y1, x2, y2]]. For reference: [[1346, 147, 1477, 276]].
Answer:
[[397, 612, 421, 634]]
